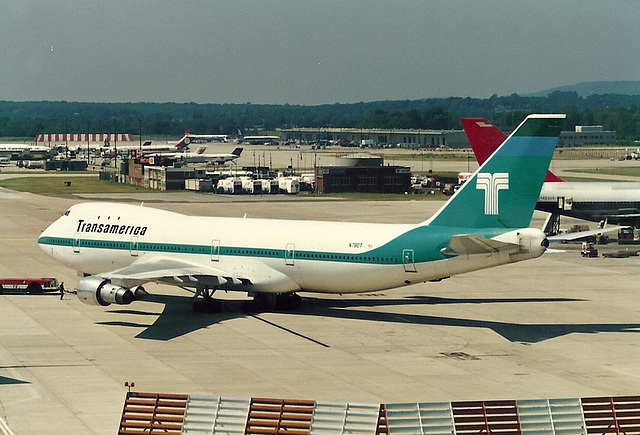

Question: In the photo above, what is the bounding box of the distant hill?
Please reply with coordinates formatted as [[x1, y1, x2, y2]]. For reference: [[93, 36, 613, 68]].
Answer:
[[529, 80, 640, 97]]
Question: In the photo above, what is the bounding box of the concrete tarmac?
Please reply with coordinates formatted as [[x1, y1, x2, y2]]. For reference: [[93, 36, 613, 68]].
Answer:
[[0, 187, 639, 434]]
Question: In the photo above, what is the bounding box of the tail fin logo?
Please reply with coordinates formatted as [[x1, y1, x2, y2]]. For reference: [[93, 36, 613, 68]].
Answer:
[[476, 172, 509, 215]]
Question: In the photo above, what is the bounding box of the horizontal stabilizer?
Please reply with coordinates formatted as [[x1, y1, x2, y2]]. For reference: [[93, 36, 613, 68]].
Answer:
[[441, 234, 520, 257]]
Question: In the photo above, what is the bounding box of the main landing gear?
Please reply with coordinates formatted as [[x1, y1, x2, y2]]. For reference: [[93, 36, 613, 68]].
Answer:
[[192, 287, 222, 313], [190, 286, 302, 313], [242, 292, 302, 313]]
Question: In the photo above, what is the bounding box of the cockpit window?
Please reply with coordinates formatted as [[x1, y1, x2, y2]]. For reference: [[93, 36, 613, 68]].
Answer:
[[64, 210, 70, 216]]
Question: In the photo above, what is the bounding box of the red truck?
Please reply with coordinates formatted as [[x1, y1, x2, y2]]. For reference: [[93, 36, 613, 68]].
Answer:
[[0, 278, 59, 294]]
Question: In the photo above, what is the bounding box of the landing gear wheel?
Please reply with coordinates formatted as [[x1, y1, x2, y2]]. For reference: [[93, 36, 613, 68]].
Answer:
[[241, 299, 262, 314], [276, 293, 301, 311], [244, 292, 302, 312], [192, 287, 221, 313]]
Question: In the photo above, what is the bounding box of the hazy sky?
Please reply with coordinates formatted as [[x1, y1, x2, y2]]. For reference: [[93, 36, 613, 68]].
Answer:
[[1, 1, 638, 105]]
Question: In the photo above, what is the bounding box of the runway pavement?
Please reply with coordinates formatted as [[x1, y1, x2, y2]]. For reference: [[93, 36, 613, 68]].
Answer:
[[0, 187, 639, 434]]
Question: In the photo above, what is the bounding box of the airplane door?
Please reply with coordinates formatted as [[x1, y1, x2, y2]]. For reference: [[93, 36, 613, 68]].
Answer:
[[211, 239, 220, 262], [557, 196, 573, 211], [564, 197, 573, 210], [130, 236, 139, 257], [403, 249, 416, 272], [285, 243, 295, 266], [73, 232, 81, 253]]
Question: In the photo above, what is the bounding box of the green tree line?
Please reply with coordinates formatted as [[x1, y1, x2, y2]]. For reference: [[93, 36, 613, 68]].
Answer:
[[1, 91, 639, 141]]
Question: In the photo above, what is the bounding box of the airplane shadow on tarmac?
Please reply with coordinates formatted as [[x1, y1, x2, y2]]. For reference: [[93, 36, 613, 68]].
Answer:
[[100, 294, 640, 343]]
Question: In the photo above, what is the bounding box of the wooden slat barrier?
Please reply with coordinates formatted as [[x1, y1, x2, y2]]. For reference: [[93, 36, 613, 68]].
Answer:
[[582, 396, 640, 435], [244, 397, 315, 435], [118, 392, 188, 435], [452, 400, 522, 435], [115, 393, 640, 435]]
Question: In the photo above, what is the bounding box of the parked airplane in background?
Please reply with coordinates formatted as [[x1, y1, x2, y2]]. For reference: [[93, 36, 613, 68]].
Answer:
[[103, 131, 230, 158], [103, 141, 178, 159], [177, 130, 229, 147], [236, 129, 280, 145], [38, 114, 564, 312], [462, 118, 640, 232], [146, 146, 243, 165], [0, 143, 53, 160]]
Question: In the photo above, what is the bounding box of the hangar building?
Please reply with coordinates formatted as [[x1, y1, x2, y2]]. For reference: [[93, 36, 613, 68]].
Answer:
[[281, 127, 468, 149], [559, 125, 616, 146]]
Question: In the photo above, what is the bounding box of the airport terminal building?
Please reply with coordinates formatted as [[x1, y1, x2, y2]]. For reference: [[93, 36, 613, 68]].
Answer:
[[559, 125, 616, 147], [281, 127, 468, 149], [314, 153, 411, 194]]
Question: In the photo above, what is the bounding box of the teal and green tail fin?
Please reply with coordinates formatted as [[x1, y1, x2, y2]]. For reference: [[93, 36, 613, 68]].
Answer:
[[426, 114, 565, 229]]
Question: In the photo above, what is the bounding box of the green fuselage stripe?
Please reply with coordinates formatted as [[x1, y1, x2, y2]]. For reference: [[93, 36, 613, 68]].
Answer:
[[38, 236, 405, 265], [38, 224, 509, 265]]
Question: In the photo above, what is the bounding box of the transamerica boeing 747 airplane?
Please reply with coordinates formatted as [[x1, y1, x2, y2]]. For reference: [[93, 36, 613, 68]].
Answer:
[[38, 114, 565, 312]]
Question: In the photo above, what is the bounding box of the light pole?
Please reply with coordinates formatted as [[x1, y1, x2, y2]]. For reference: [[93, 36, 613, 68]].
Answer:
[[124, 381, 135, 393], [138, 119, 142, 157], [113, 118, 118, 179], [86, 119, 90, 167], [64, 118, 68, 160]]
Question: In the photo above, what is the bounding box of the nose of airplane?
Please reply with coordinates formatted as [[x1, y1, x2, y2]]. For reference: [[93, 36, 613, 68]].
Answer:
[[38, 223, 55, 254], [37, 214, 66, 256]]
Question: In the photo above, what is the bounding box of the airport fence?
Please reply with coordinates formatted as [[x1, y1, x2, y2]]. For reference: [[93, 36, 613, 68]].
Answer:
[[117, 392, 640, 435]]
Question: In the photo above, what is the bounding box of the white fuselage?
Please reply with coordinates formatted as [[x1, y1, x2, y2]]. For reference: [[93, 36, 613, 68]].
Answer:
[[538, 181, 640, 225], [38, 203, 544, 295]]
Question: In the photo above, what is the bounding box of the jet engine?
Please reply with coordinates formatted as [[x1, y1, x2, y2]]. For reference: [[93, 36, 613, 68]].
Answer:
[[76, 275, 134, 306], [494, 227, 549, 262], [515, 227, 549, 259]]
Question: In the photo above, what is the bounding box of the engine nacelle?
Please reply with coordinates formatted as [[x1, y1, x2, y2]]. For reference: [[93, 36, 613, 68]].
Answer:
[[77, 275, 134, 306], [493, 227, 549, 262]]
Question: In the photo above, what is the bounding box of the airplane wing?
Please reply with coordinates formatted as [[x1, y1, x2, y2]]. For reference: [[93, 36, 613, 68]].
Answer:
[[98, 255, 248, 287], [605, 213, 640, 219], [96, 254, 300, 294], [547, 225, 624, 242], [441, 234, 520, 257]]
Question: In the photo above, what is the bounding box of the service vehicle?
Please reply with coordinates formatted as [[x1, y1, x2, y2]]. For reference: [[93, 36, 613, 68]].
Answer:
[[618, 227, 640, 245], [0, 278, 59, 294], [581, 242, 599, 257]]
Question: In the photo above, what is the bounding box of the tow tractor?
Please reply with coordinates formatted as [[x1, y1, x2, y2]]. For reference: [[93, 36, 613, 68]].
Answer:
[[0, 278, 59, 294], [581, 242, 599, 257]]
